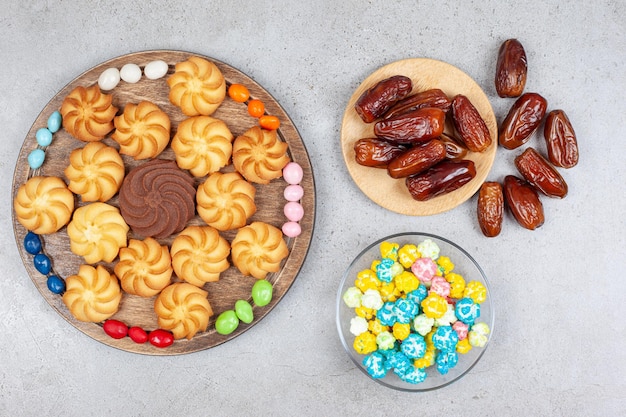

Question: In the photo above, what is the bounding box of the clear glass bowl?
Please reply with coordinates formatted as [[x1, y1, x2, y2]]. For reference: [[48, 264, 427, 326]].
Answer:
[[336, 232, 494, 391]]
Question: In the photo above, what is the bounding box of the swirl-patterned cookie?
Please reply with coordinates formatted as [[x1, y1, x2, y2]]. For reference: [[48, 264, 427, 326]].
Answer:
[[60, 85, 118, 142], [232, 126, 290, 184], [167, 55, 226, 117], [231, 221, 288, 280], [118, 159, 196, 239], [171, 116, 233, 177], [67, 202, 129, 264], [170, 226, 230, 287], [111, 101, 171, 160], [114, 237, 173, 297], [62, 264, 122, 323], [154, 282, 213, 340], [196, 172, 256, 231], [64, 142, 125, 202], [14, 176, 75, 235]]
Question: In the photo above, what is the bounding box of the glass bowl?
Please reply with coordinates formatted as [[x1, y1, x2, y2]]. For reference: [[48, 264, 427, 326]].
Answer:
[[336, 232, 494, 391]]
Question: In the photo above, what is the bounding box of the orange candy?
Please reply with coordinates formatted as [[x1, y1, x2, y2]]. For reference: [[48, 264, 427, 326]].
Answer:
[[247, 99, 265, 118], [228, 84, 250, 103], [259, 115, 280, 130]]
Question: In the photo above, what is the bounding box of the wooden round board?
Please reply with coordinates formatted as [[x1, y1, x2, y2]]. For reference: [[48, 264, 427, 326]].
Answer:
[[341, 58, 497, 216], [11, 50, 316, 355]]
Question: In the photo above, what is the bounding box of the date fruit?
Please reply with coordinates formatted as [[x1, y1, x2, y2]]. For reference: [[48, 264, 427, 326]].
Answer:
[[451, 94, 492, 152], [544, 109, 579, 168], [495, 39, 528, 98], [383, 88, 452, 119], [503, 175, 544, 230], [387, 139, 446, 179], [354, 137, 407, 168], [440, 133, 468, 160], [477, 181, 504, 237], [499, 92, 547, 149], [374, 107, 446, 144], [354, 75, 412, 123], [405, 159, 476, 201], [514, 147, 568, 198]]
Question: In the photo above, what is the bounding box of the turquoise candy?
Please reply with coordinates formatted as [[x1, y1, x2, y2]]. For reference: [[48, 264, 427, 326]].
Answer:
[[47, 111, 62, 133], [251, 280, 273, 307], [34, 253, 52, 275], [46, 275, 65, 294], [215, 310, 239, 335], [234, 300, 254, 324], [28, 149, 45, 169], [24, 232, 42, 255], [36, 128, 53, 147]]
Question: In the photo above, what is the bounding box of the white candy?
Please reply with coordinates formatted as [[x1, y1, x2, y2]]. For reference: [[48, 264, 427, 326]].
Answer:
[[144, 60, 168, 79], [98, 67, 121, 91], [120, 63, 142, 83]]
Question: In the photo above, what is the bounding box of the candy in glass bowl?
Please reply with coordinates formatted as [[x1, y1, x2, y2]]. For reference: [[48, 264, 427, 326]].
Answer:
[[336, 232, 494, 391]]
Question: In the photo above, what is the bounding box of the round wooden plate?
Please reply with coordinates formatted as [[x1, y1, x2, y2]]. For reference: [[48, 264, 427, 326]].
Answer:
[[341, 58, 497, 216], [11, 50, 316, 355]]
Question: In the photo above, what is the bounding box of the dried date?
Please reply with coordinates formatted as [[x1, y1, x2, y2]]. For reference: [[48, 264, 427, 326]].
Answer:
[[353, 138, 407, 168], [499, 92, 547, 150], [544, 109, 579, 168], [405, 159, 476, 201], [374, 107, 445, 144], [503, 175, 544, 230], [514, 147, 568, 198], [440, 133, 468, 160], [383, 88, 451, 119], [387, 139, 446, 179], [354, 75, 413, 123], [495, 39, 528, 98], [477, 181, 504, 237], [451, 94, 492, 152]]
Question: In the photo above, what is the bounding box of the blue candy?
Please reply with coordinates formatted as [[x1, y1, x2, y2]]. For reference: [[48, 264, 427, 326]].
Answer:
[[392, 298, 419, 324], [406, 284, 428, 304], [33, 253, 52, 275], [455, 297, 481, 325], [376, 258, 396, 283], [363, 351, 387, 379], [47, 111, 62, 133], [397, 365, 427, 384], [436, 350, 459, 375], [36, 128, 53, 147], [28, 149, 45, 169], [47, 275, 65, 294], [377, 301, 396, 326], [432, 325, 458, 352], [387, 351, 412, 374], [400, 333, 427, 359], [24, 232, 42, 255]]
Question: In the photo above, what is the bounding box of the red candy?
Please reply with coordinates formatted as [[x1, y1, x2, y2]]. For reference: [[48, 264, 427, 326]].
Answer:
[[103, 320, 128, 339], [128, 326, 149, 344], [149, 329, 174, 348]]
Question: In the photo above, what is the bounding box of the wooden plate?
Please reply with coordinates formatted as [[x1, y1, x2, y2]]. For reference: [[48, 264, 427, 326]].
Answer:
[[11, 50, 315, 355], [341, 58, 497, 216]]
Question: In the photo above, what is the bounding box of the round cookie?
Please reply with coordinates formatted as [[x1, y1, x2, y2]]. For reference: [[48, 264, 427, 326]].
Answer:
[[114, 237, 173, 297], [62, 264, 122, 323], [118, 159, 196, 239], [111, 101, 171, 160], [14, 176, 75, 235], [196, 172, 256, 231], [167, 55, 226, 116], [60, 84, 118, 142], [231, 221, 289, 280], [154, 282, 214, 340], [232, 126, 290, 184], [64, 142, 125, 202]]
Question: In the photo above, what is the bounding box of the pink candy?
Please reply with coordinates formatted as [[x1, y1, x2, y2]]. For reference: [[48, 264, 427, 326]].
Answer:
[[284, 201, 304, 222], [284, 184, 304, 201], [282, 221, 302, 238], [283, 162, 303, 185], [281, 162, 304, 237], [430, 276, 451, 297], [453, 321, 469, 340], [411, 257, 438, 283]]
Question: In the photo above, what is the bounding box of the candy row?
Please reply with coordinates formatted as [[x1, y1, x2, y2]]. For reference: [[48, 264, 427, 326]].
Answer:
[[28, 111, 62, 170], [281, 162, 304, 238], [98, 60, 168, 91]]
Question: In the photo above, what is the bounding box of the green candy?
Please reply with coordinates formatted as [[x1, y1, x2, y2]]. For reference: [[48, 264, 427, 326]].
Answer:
[[252, 280, 273, 307], [235, 300, 254, 324], [215, 310, 239, 335]]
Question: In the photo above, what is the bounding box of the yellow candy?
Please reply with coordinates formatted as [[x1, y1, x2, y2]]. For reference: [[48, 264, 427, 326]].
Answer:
[[355, 269, 381, 292], [394, 270, 420, 294], [353, 331, 377, 355], [445, 272, 466, 299], [456, 338, 472, 354], [421, 292, 448, 319], [437, 256, 455, 274], [355, 306, 375, 320], [464, 280, 487, 304], [398, 244, 420, 269], [392, 322, 411, 340], [425, 330, 436, 348], [368, 319, 388, 335], [379, 241, 399, 261], [379, 281, 401, 302], [414, 348, 435, 368], [370, 259, 381, 272]]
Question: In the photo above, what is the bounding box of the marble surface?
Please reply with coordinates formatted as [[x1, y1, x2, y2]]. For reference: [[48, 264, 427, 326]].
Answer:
[[1, 1, 624, 415]]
